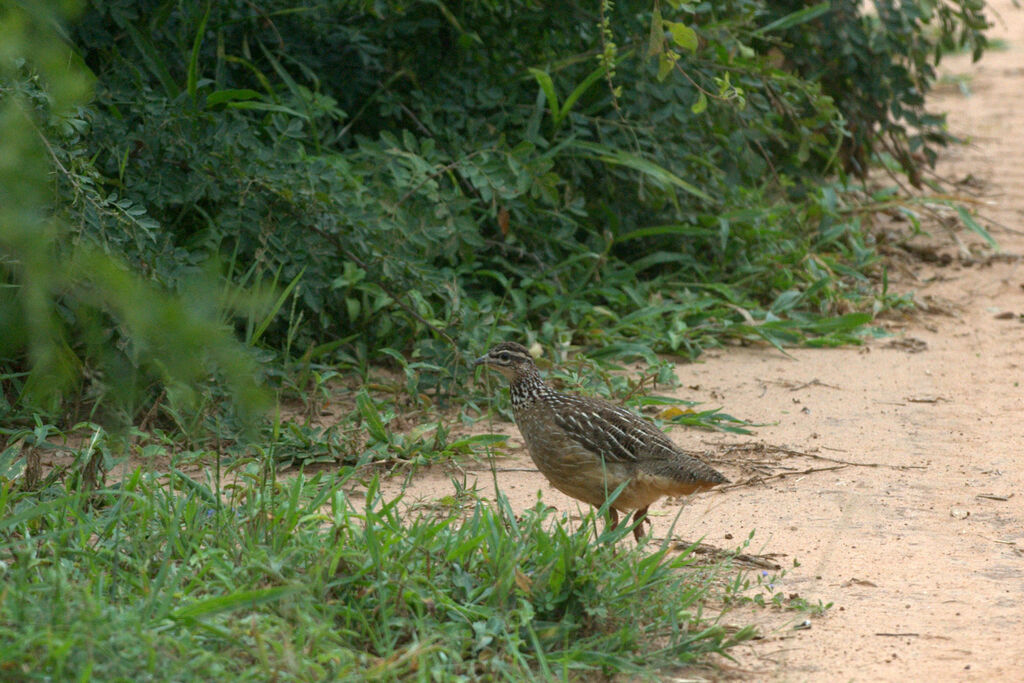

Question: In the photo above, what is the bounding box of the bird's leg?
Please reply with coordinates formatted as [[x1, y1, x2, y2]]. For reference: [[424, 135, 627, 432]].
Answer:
[[631, 507, 651, 543]]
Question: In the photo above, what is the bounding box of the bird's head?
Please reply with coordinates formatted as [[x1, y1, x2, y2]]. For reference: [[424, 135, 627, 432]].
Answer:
[[473, 342, 539, 382]]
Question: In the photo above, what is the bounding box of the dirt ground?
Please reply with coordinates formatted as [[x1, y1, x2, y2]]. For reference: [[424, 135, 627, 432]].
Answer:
[[384, 3, 1024, 679]]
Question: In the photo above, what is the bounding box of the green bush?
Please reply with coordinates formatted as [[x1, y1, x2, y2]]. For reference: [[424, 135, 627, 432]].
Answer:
[[763, 0, 988, 182], [1, 0, 989, 423]]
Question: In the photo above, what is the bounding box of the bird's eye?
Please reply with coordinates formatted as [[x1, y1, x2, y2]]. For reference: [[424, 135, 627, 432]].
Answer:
[[499, 352, 511, 362]]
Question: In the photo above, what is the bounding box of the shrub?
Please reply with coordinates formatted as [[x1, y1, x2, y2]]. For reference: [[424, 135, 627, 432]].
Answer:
[[1, 0, 990, 422]]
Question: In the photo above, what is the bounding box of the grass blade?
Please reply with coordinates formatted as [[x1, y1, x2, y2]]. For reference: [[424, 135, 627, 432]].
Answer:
[[754, 2, 831, 36], [0, 494, 80, 532], [572, 141, 713, 202], [955, 205, 997, 248], [204, 88, 261, 106], [187, 4, 211, 101], [528, 67, 560, 125], [171, 586, 302, 620], [356, 390, 389, 443], [249, 266, 305, 346], [558, 62, 608, 125], [123, 22, 179, 97]]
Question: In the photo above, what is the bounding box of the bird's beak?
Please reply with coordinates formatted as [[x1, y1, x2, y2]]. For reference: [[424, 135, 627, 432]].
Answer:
[[473, 354, 489, 367]]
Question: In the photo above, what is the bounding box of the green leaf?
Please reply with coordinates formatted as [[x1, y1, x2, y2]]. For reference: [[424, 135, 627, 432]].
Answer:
[[666, 22, 698, 52], [449, 433, 509, 450], [667, 407, 754, 435], [770, 289, 802, 314], [647, 7, 664, 57], [356, 390, 389, 443], [657, 52, 677, 81], [803, 312, 872, 334], [955, 206, 997, 248], [691, 91, 708, 114]]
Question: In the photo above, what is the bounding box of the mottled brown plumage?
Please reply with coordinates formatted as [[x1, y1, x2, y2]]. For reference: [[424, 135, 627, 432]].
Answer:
[[474, 341, 727, 541]]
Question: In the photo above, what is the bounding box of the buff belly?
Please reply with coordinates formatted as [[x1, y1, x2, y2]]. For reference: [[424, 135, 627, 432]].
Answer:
[[517, 413, 676, 511]]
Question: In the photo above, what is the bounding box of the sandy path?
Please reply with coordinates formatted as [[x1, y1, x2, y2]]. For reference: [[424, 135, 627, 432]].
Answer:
[[712, 5, 1024, 676], [386, 3, 1024, 678]]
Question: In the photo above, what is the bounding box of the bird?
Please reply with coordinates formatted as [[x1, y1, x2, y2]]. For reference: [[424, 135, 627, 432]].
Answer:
[[474, 341, 728, 542]]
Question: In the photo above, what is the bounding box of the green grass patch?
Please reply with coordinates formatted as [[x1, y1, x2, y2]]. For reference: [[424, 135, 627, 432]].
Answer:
[[0, 463, 758, 680]]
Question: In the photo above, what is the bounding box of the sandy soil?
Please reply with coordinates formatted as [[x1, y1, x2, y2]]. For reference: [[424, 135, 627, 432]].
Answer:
[[384, 3, 1024, 679]]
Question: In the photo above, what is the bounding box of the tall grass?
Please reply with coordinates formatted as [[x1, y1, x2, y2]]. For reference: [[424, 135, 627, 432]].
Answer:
[[0, 458, 753, 680]]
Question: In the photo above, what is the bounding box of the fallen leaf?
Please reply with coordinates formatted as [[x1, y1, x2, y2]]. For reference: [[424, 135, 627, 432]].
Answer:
[[514, 568, 532, 593], [657, 406, 694, 420], [497, 206, 510, 235]]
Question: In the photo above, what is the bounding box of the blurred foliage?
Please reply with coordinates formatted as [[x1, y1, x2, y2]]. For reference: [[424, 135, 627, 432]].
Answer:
[[0, 0, 989, 429], [0, 1, 270, 434]]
